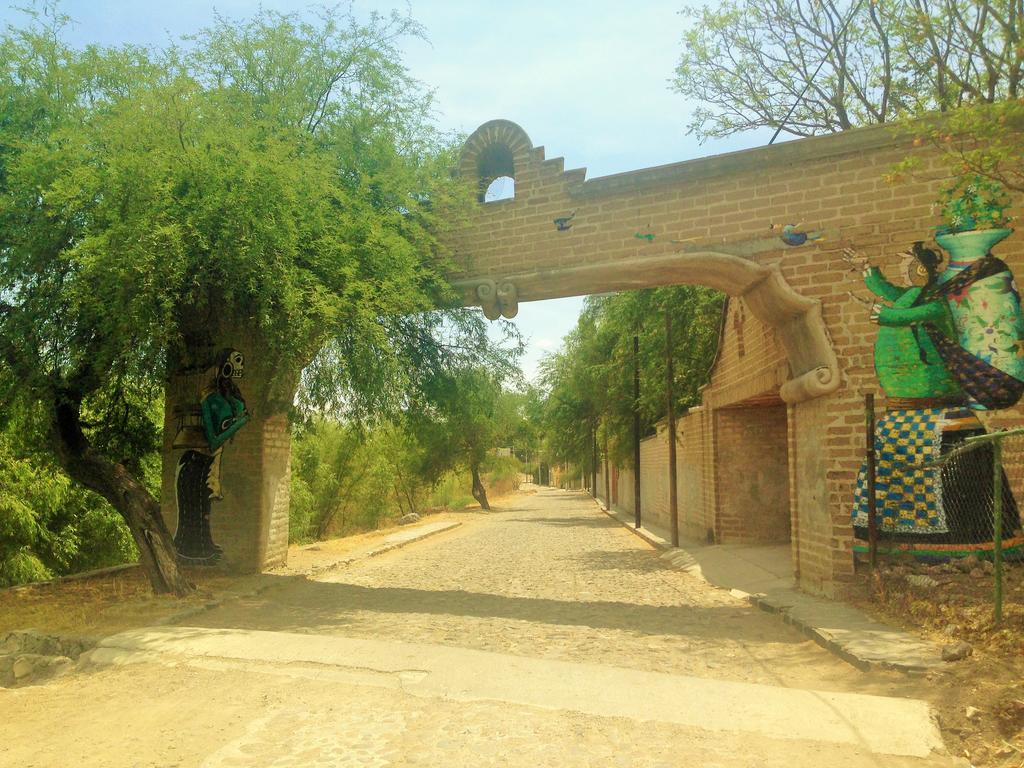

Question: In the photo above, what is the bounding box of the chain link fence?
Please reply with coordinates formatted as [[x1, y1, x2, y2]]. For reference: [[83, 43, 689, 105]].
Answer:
[[856, 415, 1024, 624]]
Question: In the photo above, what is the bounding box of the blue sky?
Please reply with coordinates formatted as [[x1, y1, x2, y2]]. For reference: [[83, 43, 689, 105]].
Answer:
[[1, 0, 769, 380]]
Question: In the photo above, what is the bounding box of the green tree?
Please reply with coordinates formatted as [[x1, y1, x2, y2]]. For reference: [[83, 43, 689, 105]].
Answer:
[[289, 419, 424, 542], [536, 287, 724, 476], [0, 403, 137, 586], [411, 367, 518, 511], [674, 0, 1024, 141], [0, 7, 494, 594], [674, 0, 1024, 239]]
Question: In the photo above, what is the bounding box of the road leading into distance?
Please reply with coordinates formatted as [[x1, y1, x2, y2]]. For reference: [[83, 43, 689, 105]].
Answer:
[[0, 486, 963, 767]]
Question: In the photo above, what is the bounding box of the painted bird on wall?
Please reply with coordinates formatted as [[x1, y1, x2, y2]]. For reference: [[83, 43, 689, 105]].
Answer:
[[553, 211, 576, 231], [771, 222, 825, 247]]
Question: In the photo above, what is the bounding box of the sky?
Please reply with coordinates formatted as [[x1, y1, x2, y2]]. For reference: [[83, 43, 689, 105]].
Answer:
[[0, 0, 771, 381]]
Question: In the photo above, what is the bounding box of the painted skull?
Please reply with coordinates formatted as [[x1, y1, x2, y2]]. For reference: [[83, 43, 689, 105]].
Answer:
[[220, 349, 245, 380]]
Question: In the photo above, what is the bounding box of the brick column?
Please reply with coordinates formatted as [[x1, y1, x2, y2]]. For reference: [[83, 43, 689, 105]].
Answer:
[[160, 340, 292, 573]]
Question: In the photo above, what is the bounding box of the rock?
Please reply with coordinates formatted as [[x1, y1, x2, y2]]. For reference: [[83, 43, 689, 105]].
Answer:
[[0, 630, 90, 659], [0, 653, 15, 686], [943, 624, 960, 636], [956, 555, 979, 573], [943, 641, 974, 662], [38, 655, 74, 679], [981, 559, 995, 575], [970, 567, 985, 579], [12, 655, 34, 680], [9, 653, 74, 684], [965, 705, 983, 720], [906, 574, 939, 589], [398, 512, 421, 525]]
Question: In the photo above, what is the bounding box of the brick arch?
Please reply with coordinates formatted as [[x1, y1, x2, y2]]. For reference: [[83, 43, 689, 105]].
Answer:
[[459, 120, 534, 202], [455, 249, 839, 404]]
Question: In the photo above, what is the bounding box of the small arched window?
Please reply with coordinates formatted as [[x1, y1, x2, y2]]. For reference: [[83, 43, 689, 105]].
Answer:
[[477, 142, 515, 202], [459, 121, 534, 203]]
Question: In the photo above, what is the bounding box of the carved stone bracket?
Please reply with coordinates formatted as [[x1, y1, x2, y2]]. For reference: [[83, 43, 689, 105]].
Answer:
[[475, 279, 519, 320]]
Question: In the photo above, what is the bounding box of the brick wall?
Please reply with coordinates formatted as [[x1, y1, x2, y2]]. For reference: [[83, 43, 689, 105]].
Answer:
[[454, 119, 1024, 598], [592, 298, 793, 557], [713, 405, 790, 544]]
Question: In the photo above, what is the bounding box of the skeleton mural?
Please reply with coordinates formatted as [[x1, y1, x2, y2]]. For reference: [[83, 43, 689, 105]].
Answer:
[[172, 349, 250, 564], [845, 228, 1024, 559]]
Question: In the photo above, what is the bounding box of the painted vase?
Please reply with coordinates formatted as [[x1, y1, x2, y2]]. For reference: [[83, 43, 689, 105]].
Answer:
[[935, 228, 1024, 399]]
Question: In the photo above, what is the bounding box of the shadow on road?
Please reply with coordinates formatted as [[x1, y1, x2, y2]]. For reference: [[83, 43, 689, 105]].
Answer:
[[569, 549, 671, 572], [503, 515, 618, 529], [181, 574, 803, 647]]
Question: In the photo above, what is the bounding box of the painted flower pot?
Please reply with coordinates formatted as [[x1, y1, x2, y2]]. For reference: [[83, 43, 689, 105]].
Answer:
[[936, 228, 1024, 396], [935, 228, 1013, 262]]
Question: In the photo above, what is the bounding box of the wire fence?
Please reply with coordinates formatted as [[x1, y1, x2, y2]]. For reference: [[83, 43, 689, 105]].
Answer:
[[856, 410, 1024, 625]]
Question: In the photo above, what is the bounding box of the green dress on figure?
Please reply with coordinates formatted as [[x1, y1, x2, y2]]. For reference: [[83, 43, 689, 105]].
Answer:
[[862, 267, 961, 399]]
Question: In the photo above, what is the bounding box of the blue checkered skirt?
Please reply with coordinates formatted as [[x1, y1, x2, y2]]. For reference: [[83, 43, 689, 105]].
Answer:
[[852, 408, 947, 534]]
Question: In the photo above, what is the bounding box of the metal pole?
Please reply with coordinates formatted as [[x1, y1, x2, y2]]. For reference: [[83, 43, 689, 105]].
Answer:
[[993, 437, 1004, 625], [666, 311, 679, 548], [603, 420, 611, 511], [865, 393, 878, 570], [633, 334, 642, 529]]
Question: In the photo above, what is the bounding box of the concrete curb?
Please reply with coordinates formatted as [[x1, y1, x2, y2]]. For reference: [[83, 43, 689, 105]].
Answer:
[[365, 521, 463, 559], [593, 497, 943, 674], [304, 521, 464, 579], [749, 595, 910, 673]]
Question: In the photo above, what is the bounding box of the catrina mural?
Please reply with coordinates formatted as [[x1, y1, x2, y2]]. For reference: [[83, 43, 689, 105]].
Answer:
[[845, 227, 1024, 560], [172, 349, 250, 564]]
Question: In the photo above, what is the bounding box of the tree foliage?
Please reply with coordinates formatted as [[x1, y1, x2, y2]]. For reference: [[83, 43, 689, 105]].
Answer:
[[409, 366, 524, 511], [0, 404, 136, 587], [289, 419, 420, 543], [537, 287, 724, 473], [0, 6, 508, 593], [674, 0, 1024, 141]]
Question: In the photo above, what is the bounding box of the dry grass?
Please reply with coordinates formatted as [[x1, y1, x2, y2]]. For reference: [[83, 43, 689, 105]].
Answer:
[[0, 568, 239, 639], [850, 560, 1024, 767]]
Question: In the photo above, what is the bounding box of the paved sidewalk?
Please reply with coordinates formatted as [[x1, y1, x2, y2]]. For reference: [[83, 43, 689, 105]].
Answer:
[[598, 499, 945, 672], [87, 625, 945, 758]]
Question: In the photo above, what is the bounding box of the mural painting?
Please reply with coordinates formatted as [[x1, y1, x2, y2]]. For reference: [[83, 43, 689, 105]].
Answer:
[[171, 349, 250, 564], [845, 177, 1024, 559]]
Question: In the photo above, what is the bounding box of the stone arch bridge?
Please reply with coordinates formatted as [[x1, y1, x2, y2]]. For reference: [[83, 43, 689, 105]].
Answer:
[[161, 118, 1024, 598]]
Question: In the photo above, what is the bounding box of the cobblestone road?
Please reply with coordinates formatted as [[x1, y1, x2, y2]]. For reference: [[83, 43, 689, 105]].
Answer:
[[193, 486, 898, 693], [0, 486, 954, 768]]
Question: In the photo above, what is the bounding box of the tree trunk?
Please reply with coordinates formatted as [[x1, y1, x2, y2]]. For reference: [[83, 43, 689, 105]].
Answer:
[[53, 392, 193, 596], [470, 462, 490, 511]]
